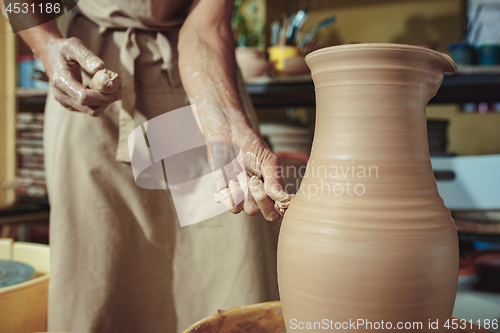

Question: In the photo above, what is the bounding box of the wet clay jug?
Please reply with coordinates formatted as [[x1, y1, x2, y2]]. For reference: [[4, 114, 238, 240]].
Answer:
[[277, 44, 459, 332]]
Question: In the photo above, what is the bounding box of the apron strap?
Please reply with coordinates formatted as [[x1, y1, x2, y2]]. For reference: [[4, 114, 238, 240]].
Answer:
[[116, 28, 140, 162]]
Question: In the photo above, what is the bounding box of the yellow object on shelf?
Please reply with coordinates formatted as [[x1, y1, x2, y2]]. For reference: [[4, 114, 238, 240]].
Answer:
[[0, 239, 50, 333], [268, 45, 300, 71], [182, 301, 285, 333]]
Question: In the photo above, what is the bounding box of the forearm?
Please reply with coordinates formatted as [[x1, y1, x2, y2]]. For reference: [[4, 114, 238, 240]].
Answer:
[[17, 21, 62, 70], [177, 0, 289, 217], [178, 1, 254, 138], [1, 0, 118, 116], [0, 0, 62, 69]]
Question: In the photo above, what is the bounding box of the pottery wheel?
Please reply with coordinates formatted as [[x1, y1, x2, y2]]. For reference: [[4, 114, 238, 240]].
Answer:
[[0, 259, 35, 288]]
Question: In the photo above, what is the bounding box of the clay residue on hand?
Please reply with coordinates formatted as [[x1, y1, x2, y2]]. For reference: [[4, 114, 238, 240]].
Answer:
[[274, 194, 295, 216], [89, 69, 121, 94]]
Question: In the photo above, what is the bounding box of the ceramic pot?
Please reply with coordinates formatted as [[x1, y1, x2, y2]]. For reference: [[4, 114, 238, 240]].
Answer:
[[181, 301, 285, 333], [277, 44, 459, 332], [235, 47, 272, 81]]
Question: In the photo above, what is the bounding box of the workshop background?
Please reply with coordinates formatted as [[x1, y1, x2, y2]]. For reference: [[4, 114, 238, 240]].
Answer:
[[1, 0, 500, 332]]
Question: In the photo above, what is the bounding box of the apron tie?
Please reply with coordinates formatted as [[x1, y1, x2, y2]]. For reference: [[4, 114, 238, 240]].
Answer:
[[114, 27, 182, 162], [116, 27, 140, 162], [156, 31, 182, 88]]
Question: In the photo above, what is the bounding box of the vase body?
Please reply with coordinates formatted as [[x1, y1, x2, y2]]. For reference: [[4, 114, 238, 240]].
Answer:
[[277, 44, 459, 333]]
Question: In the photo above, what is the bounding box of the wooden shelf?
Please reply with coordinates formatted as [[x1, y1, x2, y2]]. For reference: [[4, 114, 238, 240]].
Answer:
[[0, 201, 49, 226], [453, 210, 500, 243], [16, 87, 48, 98], [246, 66, 500, 108], [16, 87, 49, 105], [16, 87, 49, 98], [455, 65, 500, 75]]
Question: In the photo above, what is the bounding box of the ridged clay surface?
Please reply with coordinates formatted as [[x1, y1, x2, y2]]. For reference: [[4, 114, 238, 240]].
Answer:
[[277, 44, 459, 333]]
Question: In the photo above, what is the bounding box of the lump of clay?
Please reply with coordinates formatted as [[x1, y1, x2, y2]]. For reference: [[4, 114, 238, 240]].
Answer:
[[89, 69, 121, 94]]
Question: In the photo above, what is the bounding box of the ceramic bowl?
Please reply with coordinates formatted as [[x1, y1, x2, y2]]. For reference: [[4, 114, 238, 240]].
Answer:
[[182, 301, 285, 333], [0, 240, 50, 333]]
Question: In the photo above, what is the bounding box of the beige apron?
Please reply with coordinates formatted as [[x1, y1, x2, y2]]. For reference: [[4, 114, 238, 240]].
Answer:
[[43, 10, 279, 333]]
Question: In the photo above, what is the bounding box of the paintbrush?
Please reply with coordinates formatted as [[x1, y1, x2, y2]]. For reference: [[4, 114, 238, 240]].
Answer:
[[287, 10, 308, 45], [271, 20, 281, 46], [299, 15, 336, 49], [279, 15, 289, 47]]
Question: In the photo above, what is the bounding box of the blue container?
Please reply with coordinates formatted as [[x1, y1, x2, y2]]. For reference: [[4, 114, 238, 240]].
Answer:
[[477, 45, 500, 66], [33, 57, 49, 89], [474, 241, 500, 251], [448, 43, 473, 65], [18, 55, 35, 88]]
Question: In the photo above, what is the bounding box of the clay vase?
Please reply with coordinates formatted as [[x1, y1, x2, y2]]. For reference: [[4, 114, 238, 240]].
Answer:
[[277, 44, 459, 332]]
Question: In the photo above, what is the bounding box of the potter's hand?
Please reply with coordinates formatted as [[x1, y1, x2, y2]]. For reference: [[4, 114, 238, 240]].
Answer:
[[201, 106, 289, 222], [43, 37, 122, 117], [178, 0, 292, 220], [2, 4, 120, 116]]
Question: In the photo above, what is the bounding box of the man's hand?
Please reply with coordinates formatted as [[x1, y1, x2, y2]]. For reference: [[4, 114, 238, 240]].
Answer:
[[43, 37, 122, 117], [0, 0, 122, 117], [179, 0, 291, 221], [202, 104, 288, 221]]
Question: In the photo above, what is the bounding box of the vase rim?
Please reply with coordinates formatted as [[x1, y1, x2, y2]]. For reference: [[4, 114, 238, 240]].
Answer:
[[305, 43, 457, 73]]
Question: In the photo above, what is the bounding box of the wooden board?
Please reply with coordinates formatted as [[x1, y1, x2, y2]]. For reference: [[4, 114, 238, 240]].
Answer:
[[0, 17, 17, 207]]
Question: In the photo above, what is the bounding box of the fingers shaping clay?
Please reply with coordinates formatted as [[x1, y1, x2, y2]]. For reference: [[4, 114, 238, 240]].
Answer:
[[274, 194, 295, 216], [277, 44, 459, 333], [89, 69, 121, 94]]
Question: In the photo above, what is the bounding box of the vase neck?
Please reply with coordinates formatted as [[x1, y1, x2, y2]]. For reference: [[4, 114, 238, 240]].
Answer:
[[305, 44, 456, 164], [311, 84, 430, 163]]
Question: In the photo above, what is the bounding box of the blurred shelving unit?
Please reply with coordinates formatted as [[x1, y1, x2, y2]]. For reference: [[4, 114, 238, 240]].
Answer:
[[15, 87, 49, 105], [246, 69, 500, 243], [1, 8, 499, 242], [453, 211, 500, 243], [0, 21, 49, 241], [16, 87, 49, 98], [246, 66, 500, 107], [16, 87, 49, 97]]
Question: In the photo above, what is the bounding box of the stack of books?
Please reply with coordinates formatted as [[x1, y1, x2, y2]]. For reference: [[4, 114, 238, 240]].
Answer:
[[13, 112, 47, 201]]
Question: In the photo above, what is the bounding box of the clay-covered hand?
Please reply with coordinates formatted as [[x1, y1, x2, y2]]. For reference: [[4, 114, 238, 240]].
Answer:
[[200, 104, 291, 222], [42, 37, 122, 117]]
